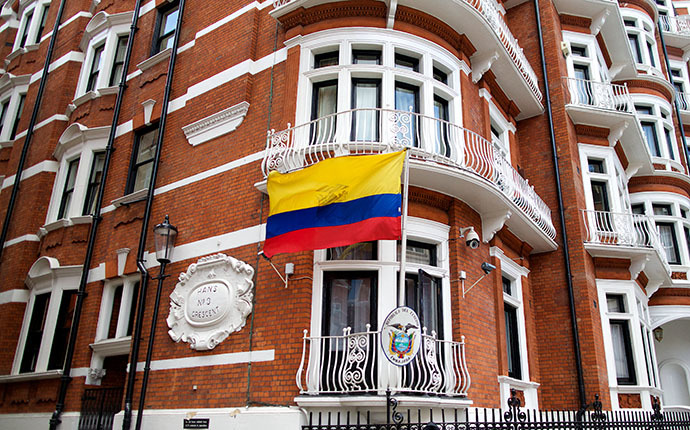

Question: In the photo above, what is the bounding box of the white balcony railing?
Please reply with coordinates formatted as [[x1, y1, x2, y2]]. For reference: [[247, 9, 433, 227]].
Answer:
[[676, 91, 690, 111], [262, 108, 556, 240], [272, 0, 542, 103], [659, 15, 690, 37], [563, 77, 633, 113], [296, 326, 470, 396], [581, 210, 670, 268]]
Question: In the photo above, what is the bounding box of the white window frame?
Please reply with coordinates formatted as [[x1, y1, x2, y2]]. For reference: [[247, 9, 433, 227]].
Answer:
[[0, 73, 29, 144], [291, 28, 466, 156], [45, 123, 109, 225], [597, 279, 662, 409], [632, 94, 681, 170], [491, 247, 539, 409], [86, 274, 139, 385], [11, 0, 51, 52], [580, 144, 631, 213], [310, 216, 451, 339], [74, 11, 132, 100], [622, 10, 662, 77], [12, 257, 82, 375], [488, 100, 514, 160], [563, 32, 609, 82], [631, 192, 690, 267]]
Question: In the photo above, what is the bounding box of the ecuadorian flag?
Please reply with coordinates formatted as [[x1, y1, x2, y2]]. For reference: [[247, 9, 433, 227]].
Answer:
[[263, 151, 405, 258]]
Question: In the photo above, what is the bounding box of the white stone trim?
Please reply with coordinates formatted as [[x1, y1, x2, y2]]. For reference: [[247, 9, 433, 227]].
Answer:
[[498, 375, 540, 409], [30, 50, 85, 84], [649, 305, 690, 328], [13, 113, 69, 140], [3, 234, 40, 248], [136, 47, 171, 71], [0, 289, 29, 304], [133, 349, 274, 372], [182, 101, 250, 146], [1, 160, 59, 189]]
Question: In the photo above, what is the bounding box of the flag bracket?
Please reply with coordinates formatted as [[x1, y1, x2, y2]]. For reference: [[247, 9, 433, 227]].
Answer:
[[259, 252, 293, 288]]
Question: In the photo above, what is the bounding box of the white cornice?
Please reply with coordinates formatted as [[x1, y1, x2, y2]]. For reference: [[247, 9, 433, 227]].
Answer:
[[182, 101, 250, 146]]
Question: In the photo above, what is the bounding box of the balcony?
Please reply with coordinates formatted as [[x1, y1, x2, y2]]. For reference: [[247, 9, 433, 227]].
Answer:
[[552, 0, 636, 80], [675, 91, 690, 124], [262, 109, 557, 252], [659, 15, 690, 50], [296, 327, 470, 398], [581, 210, 671, 286], [271, 0, 543, 119], [562, 77, 653, 175]]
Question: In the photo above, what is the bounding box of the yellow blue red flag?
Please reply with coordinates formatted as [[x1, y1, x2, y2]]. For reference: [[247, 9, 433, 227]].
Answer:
[[263, 151, 405, 258]]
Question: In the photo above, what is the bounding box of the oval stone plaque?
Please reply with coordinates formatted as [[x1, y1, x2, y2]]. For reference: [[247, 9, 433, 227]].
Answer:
[[185, 281, 230, 326]]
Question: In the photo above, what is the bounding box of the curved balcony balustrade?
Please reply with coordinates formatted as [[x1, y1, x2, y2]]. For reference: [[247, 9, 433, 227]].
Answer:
[[296, 326, 470, 397], [262, 108, 557, 252], [581, 209, 671, 286], [562, 77, 653, 175], [675, 91, 690, 124], [271, 0, 543, 119], [659, 15, 690, 49]]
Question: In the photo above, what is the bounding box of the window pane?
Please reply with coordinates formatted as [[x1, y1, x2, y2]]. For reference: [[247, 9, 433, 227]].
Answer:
[[394, 54, 419, 72], [48, 290, 77, 370], [641, 121, 660, 156], [433, 96, 450, 157], [502, 276, 512, 295], [657, 222, 681, 264], [129, 128, 158, 193], [83, 152, 105, 215], [20, 293, 50, 373], [394, 82, 418, 147], [610, 320, 636, 384], [664, 128, 675, 160], [314, 51, 338, 68], [653, 203, 672, 216], [87, 44, 105, 92], [34, 5, 49, 44], [58, 158, 79, 219], [351, 80, 379, 142], [0, 100, 9, 137], [323, 272, 376, 335], [433, 67, 448, 85], [588, 159, 605, 173], [606, 294, 625, 313], [327, 242, 376, 260], [505, 303, 522, 379], [19, 9, 33, 48], [590, 180, 610, 212], [405, 270, 442, 337], [109, 35, 129, 87], [108, 285, 123, 339], [397, 241, 437, 266], [311, 81, 337, 144], [10, 94, 26, 140], [628, 34, 643, 63], [352, 50, 380, 65], [126, 281, 140, 336]]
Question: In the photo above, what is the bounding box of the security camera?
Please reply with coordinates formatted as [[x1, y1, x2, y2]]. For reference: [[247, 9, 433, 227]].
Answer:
[[465, 228, 480, 249], [481, 262, 496, 275]]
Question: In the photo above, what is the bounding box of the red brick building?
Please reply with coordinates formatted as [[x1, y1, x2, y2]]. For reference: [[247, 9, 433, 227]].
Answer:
[[0, 0, 688, 428]]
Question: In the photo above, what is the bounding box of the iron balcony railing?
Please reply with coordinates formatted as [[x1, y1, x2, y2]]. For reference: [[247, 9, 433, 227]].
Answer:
[[660, 15, 690, 37], [296, 326, 470, 396], [263, 108, 556, 240], [271, 0, 542, 103], [581, 209, 670, 267], [563, 77, 633, 113], [676, 91, 690, 111]]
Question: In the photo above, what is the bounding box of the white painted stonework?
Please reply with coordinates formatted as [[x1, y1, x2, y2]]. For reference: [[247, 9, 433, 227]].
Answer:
[[167, 254, 254, 350]]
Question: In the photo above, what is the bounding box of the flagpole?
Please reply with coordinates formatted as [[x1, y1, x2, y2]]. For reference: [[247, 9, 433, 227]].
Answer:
[[398, 150, 410, 307]]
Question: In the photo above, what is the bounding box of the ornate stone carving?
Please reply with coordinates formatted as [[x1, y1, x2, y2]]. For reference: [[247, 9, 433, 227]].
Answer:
[[88, 367, 106, 383], [167, 254, 255, 351]]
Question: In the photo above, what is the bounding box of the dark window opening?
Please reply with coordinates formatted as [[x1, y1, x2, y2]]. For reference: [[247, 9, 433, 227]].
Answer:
[[57, 158, 79, 219], [19, 293, 50, 373], [126, 126, 159, 194], [151, 0, 179, 55]]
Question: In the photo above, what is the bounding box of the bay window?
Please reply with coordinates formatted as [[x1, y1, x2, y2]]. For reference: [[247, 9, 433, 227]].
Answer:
[[631, 195, 690, 266], [13, 0, 51, 51], [75, 11, 132, 98], [14, 257, 81, 375], [622, 12, 661, 74], [633, 97, 678, 166], [47, 124, 109, 224], [598, 281, 662, 409], [295, 29, 461, 159]]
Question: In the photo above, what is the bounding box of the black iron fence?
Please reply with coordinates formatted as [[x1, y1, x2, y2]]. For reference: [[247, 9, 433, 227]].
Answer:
[[302, 389, 690, 430], [78, 387, 123, 430]]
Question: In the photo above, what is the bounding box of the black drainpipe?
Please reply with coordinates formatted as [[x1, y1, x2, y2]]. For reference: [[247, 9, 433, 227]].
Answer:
[[534, 0, 587, 409], [48, 1, 144, 428], [0, 0, 67, 262], [657, 20, 690, 174], [123, 1, 186, 428]]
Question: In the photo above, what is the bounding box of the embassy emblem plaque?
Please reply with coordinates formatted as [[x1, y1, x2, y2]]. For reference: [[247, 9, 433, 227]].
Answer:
[[167, 254, 254, 350]]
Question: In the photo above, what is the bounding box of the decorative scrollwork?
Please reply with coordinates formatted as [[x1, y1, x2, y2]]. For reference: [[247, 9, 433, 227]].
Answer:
[[651, 396, 664, 421], [387, 389, 404, 425], [504, 388, 527, 424]]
